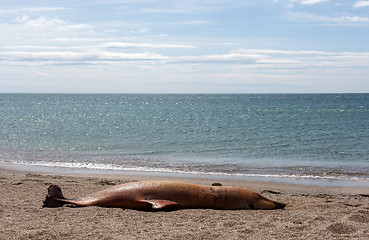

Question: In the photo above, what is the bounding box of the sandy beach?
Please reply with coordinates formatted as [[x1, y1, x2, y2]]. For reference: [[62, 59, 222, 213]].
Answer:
[[1, 167, 368, 240]]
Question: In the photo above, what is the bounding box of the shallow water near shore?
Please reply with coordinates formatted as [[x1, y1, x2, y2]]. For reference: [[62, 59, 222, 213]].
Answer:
[[1, 93, 368, 186]]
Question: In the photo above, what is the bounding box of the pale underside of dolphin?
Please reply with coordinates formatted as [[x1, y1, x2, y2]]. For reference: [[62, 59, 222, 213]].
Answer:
[[43, 180, 286, 210]]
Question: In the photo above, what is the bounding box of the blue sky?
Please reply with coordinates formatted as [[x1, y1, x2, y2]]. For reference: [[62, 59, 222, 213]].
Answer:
[[1, 0, 369, 93]]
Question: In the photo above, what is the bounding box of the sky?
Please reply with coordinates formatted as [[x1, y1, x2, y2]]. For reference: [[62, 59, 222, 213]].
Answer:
[[1, 0, 369, 93]]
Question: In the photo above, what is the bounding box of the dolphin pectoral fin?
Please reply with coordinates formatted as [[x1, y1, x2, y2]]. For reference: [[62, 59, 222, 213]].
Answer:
[[139, 199, 178, 209]]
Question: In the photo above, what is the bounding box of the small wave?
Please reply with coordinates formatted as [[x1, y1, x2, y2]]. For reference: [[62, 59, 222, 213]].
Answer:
[[5, 160, 369, 183]]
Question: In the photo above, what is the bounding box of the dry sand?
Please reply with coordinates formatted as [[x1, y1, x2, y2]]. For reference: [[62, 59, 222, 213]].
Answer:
[[1, 167, 369, 240]]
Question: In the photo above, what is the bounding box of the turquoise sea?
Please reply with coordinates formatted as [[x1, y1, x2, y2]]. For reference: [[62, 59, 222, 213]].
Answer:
[[0, 94, 368, 186]]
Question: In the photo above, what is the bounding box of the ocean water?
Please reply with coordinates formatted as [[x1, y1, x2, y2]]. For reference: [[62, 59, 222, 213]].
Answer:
[[0, 94, 368, 186]]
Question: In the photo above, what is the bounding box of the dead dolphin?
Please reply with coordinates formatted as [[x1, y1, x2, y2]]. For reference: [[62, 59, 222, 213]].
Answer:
[[43, 180, 285, 210]]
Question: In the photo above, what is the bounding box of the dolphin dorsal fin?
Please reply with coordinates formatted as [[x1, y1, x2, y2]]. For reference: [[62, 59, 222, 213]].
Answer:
[[139, 199, 178, 209]]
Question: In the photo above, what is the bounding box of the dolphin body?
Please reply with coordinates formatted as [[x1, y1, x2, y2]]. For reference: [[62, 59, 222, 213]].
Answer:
[[43, 180, 286, 210]]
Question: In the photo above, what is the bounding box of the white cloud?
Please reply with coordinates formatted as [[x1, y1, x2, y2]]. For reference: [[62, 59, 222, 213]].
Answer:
[[287, 12, 369, 24], [276, 0, 329, 6], [285, 4, 294, 8], [234, 49, 331, 55], [3, 45, 61, 50], [2, 45, 369, 73], [172, 53, 260, 64], [51, 38, 113, 42], [0, 50, 166, 64], [137, 1, 231, 15], [0, 7, 66, 14], [339, 16, 369, 23], [22, 7, 66, 11], [2, 47, 369, 93], [177, 20, 210, 25], [14, 15, 63, 27], [33, 72, 52, 78], [100, 42, 197, 49], [300, 0, 329, 5], [141, 8, 192, 14], [354, 0, 369, 8], [13, 15, 94, 31]]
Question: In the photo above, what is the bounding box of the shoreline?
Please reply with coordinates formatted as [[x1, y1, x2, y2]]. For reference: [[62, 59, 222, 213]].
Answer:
[[2, 160, 369, 188], [1, 166, 369, 239]]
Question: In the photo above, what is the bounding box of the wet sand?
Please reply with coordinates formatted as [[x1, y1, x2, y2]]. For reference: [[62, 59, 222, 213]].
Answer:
[[1, 167, 369, 239]]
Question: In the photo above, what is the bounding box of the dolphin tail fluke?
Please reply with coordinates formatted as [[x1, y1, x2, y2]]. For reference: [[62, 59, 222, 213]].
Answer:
[[43, 184, 67, 208]]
